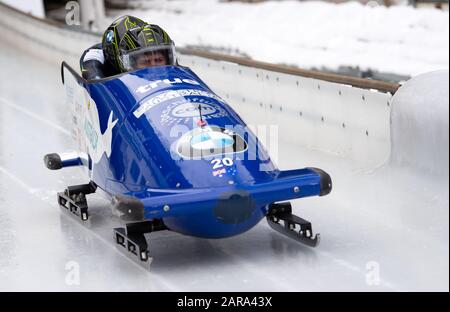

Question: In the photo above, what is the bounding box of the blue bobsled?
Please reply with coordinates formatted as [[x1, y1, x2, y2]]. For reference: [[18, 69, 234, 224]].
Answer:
[[45, 61, 331, 261]]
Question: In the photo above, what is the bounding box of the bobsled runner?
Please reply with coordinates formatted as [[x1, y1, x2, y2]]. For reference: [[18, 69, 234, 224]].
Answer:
[[44, 61, 332, 261]]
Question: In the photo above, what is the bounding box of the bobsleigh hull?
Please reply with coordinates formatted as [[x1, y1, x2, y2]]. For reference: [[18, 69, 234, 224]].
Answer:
[[58, 62, 331, 241]]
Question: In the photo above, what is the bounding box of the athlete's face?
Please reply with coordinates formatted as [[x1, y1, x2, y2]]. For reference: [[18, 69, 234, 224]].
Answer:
[[135, 51, 167, 68]]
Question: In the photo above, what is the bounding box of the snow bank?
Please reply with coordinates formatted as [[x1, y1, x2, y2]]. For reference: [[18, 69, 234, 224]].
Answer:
[[110, 0, 449, 77], [390, 70, 449, 177]]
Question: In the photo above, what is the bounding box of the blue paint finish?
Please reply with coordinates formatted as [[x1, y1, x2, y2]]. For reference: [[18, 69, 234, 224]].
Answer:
[[61, 156, 82, 168], [63, 64, 330, 238]]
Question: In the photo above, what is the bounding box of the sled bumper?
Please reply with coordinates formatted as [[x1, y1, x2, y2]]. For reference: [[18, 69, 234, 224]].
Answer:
[[111, 167, 332, 222]]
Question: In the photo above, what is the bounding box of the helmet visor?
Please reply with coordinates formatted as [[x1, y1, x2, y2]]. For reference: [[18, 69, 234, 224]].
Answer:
[[120, 44, 177, 71]]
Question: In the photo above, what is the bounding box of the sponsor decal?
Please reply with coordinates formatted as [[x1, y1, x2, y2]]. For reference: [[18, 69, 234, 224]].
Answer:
[[133, 89, 227, 119], [176, 126, 247, 159], [211, 157, 236, 178], [75, 90, 117, 164], [172, 102, 216, 118], [161, 98, 228, 126], [65, 68, 118, 178], [84, 119, 98, 150], [213, 168, 226, 177], [136, 78, 200, 94]]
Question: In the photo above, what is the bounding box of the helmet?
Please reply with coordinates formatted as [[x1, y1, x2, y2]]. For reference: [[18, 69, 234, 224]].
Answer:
[[102, 15, 176, 73]]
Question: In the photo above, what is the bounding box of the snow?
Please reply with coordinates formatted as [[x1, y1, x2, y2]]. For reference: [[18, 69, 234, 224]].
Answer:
[[390, 70, 449, 176], [109, 0, 449, 77]]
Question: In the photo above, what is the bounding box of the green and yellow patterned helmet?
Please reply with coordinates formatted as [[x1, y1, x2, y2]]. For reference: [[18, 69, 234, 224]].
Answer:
[[102, 15, 176, 73]]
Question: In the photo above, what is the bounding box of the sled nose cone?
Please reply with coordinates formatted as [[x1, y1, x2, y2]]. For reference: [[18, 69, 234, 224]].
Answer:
[[214, 190, 256, 224], [308, 167, 332, 196]]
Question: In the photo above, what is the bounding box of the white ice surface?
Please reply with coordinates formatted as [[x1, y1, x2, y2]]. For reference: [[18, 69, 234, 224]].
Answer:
[[0, 40, 448, 291], [109, 0, 449, 77]]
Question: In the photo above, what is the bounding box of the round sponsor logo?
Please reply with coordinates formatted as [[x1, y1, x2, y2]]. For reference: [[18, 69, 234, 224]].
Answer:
[[172, 103, 216, 118], [190, 131, 235, 150], [176, 126, 247, 159], [106, 30, 114, 43], [161, 99, 227, 126]]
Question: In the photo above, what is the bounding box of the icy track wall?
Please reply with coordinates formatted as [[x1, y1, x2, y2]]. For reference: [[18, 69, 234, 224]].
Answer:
[[0, 2, 447, 175], [390, 70, 449, 177]]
